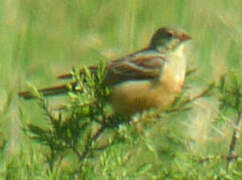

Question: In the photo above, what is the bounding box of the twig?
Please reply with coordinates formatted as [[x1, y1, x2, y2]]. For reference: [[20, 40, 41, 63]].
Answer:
[[199, 154, 240, 163], [183, 82, 214, 104], [166, 82, 215, 113], [227, 111, 242, 170], [71, 144, 83, 161], [185, 68, 196, 77], [79, 125, 106, 162], [92, 139, 116, 151]]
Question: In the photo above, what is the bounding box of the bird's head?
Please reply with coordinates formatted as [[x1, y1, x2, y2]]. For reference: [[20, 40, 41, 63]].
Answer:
[[149, 27, 191, 51]]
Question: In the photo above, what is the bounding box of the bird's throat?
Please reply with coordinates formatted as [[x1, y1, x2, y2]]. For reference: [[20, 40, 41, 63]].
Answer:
[[160, 43, 187, 93]]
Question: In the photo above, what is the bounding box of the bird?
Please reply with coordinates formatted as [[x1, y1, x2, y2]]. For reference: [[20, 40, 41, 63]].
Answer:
[[19, 27, 192, 115]]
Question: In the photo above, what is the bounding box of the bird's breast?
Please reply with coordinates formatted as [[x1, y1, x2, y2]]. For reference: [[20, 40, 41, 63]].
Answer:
[[160, 47, 187, 93], [110, 46, 187, 115]]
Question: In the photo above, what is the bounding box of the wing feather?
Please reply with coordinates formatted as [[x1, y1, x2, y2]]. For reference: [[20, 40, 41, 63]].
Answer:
[[105, 50, 166, 85], [57, 49, 166, 86]]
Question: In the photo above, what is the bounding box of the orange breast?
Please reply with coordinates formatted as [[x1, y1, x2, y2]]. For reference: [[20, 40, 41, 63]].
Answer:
[[110, 77, 183, 115]]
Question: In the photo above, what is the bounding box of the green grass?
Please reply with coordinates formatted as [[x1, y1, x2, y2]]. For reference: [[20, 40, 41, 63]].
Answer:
[[0, 0, 241, 179]]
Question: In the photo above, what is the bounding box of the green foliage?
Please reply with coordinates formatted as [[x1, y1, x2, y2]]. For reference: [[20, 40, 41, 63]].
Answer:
[[18, 64, 241, 179], [216, 72, 241, 113], [22, 62, 132, 178], [0, 0, 241, 179]]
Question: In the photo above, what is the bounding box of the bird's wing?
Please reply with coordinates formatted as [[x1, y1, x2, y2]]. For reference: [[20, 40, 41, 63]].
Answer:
[[57, 50, 166, 85], [105, 50, 166, 85]]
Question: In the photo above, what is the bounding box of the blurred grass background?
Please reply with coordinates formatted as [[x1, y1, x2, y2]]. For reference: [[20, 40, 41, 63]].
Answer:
[[0, 0, 241, 179]]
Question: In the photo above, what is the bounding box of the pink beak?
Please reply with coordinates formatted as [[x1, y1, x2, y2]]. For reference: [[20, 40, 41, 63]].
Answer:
[[180, 33, 192, 41]]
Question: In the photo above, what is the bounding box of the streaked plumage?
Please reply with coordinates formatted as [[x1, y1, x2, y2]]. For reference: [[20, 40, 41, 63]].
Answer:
[[19, 27, 191, 115]]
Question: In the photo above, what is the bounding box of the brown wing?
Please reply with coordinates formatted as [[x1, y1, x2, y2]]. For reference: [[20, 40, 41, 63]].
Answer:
[[104, 50, 166, 85], [20, 50, 165, 99], [57, 49, 165, 85]]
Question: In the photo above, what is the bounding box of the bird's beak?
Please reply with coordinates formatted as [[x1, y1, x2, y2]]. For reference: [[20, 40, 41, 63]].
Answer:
[[180, 33, 192, 41]]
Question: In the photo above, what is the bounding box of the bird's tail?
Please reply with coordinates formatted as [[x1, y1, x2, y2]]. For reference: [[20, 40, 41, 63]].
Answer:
[[19, 83, 77, 99], [19, 66, 98, 99]]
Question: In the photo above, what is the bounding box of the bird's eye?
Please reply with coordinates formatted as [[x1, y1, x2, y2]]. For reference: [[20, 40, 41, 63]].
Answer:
[[167, 32, 173, 38]]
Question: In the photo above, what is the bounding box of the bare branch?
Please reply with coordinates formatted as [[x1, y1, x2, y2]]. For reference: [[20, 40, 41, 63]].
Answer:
[[166, 82, 215, 113], [79, 125, 106, 162], [199, 154, 240, 163], [227, 111, 242, 170]]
